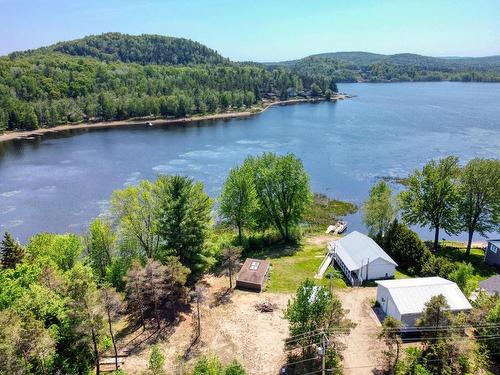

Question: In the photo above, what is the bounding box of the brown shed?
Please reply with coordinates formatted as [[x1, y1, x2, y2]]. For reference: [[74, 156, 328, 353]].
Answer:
[[236, 258, 270, 292]]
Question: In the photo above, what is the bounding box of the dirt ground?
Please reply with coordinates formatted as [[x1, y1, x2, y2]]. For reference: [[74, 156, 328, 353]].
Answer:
[[120, 275, 291, 375], [337, 287, 385, 375]]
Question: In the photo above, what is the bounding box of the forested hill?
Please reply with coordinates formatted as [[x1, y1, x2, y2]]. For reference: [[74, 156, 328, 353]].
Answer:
[[267, 51, 500, 83], [10, 33, 229, 66], [0, 33, 334, 132]]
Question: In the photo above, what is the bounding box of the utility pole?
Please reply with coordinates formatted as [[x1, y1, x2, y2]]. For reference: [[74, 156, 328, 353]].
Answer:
[[321, 334, 326, 375], [318, 331, 329, 375]]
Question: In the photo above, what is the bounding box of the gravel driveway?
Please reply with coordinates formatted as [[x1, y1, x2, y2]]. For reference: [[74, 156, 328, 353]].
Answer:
[[338, 287, 385, 375]]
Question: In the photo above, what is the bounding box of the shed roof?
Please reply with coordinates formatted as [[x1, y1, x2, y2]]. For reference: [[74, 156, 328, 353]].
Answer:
[[488, 239, 500, 247], [479, 275, 500, 295], [376, 277, 472, 315], [236, 258, 270, 286], [330, 231, 397, 271]]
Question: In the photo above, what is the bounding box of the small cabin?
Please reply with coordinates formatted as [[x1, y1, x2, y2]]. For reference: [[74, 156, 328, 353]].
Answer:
[[236, 258, 270, 292]]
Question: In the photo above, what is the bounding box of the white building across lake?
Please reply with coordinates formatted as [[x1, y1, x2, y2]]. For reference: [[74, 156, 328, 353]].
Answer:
[[321, 231, 397, 285], [376, 277, 472, 327]]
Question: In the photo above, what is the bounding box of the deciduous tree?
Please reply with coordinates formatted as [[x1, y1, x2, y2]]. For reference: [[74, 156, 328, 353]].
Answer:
[[249, 153, 312, 241], [400, 156, 460, 250], [219, 165, 258, 243], [457, 158, 500, 256], [111, 180, 161, 259], [363, 181, 398, 237], [86, 219, 115, 282]]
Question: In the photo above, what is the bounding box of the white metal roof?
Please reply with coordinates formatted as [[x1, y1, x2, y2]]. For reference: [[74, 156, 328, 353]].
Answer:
[[330, 231, 397, 271], [376, 277, 472, 315]]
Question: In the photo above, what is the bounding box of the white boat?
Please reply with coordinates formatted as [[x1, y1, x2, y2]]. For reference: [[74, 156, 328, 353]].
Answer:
[[336, 221, 347, 234]]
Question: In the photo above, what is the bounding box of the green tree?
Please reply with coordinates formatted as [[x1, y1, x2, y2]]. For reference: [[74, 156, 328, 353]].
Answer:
[[224, 360, 246, 375], [417, 294, 452, 344], [66, 264, 105, 375], [363, 181, 398, 236], [219, 165, 258, 243], [156, 175, 213, 280], [310, 83, 322, 96], [193, 356, 223, 375], [148, 344, 166, 375], [457, 158, 500, 256], [249, 153, 312, 241], [379, 317, 403, 374], [86, 219, 115, 282], [448, 262, 476, 297], [399, 156, 460, 250], [0, 232, 24, 269], [377, 220, 429, 274], [111, 180, 161, 259]]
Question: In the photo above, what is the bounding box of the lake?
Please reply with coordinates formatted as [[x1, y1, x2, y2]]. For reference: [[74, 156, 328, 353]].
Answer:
[[1, 82, 499, 243]]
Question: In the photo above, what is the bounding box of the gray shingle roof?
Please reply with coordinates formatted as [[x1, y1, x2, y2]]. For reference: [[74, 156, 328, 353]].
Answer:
[[331, 231, 397, 271], [479, 275, 500, 295]]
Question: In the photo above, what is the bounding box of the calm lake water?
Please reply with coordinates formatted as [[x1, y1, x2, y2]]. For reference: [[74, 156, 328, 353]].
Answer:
[[1, 82, 499, 242]]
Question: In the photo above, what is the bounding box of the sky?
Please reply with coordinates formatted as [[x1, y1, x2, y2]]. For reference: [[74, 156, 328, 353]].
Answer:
[[1, 0, 499, 61]]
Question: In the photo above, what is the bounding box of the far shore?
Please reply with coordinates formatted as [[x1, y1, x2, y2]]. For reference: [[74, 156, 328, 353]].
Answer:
[[0, 95, 346, 144]]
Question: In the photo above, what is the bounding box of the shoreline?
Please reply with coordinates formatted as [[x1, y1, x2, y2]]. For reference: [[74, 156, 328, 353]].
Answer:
[[0, 95, 345, 144]]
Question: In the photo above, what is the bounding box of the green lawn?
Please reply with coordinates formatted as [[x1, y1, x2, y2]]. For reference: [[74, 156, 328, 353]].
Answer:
[[255, 242, 348, 293], [435, 242, 496, 284]]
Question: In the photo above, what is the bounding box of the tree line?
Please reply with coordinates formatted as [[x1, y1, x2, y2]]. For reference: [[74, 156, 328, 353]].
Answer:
[[0, 52, 312, 132], [364, 156, 500, 253], [274, 54, 500, 83]]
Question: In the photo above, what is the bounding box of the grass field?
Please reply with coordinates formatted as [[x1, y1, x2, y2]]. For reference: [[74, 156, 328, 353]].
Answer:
[[248, 241, 348, 293]]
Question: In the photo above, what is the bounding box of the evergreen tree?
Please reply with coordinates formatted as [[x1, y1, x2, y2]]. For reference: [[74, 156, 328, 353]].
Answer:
[[0, 232, 24, 269], [156, 175, 213, 281]]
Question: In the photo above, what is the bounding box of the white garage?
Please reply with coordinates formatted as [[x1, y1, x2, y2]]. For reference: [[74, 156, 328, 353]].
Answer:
[[376, 277, 472, 327]]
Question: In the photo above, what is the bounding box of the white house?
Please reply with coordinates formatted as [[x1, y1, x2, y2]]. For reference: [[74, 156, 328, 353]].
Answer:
[[376, 277, 472, 327], [324, 231, 397, 285]]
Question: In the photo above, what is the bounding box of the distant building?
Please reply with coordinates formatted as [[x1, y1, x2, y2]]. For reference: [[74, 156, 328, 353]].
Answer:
[[484, 240, 500, 266], [327, 231, 397, 285], [286, 87, 297, 97], [376, 277, 472, 327], [236, 258, 270, 292], [479, 275, 500, 296]]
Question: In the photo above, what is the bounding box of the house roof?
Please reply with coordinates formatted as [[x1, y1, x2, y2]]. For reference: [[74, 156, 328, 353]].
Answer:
[[376, 277, 472, 315], [479, 275, 500, 295], [236, 258, 270, 286], [330, 231, 397, 271]]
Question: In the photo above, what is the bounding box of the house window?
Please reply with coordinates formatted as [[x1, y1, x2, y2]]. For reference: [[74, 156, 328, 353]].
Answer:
[[491, 244, 498, 254], [249, 261, 260, 271]]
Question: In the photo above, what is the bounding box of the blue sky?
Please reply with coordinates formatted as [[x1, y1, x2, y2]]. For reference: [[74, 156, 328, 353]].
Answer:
[[1, 0, 499, 61]]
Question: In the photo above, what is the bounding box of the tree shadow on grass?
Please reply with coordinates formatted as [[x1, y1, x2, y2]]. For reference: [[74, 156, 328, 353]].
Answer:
[[436, 245, 496, 279]]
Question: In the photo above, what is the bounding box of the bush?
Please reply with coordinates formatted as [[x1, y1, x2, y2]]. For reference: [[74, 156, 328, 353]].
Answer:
[[420, 254, 457, 278], [376, 220, 429, 275]]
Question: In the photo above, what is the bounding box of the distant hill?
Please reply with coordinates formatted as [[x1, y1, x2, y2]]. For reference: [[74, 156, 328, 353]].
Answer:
[[1, 33, 328, 132], [11, 32, 229, 66], [266, 52, 500, 83]]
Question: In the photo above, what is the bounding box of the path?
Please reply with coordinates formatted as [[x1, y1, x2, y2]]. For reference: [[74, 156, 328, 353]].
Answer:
[[338, 288, 385, 375]]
